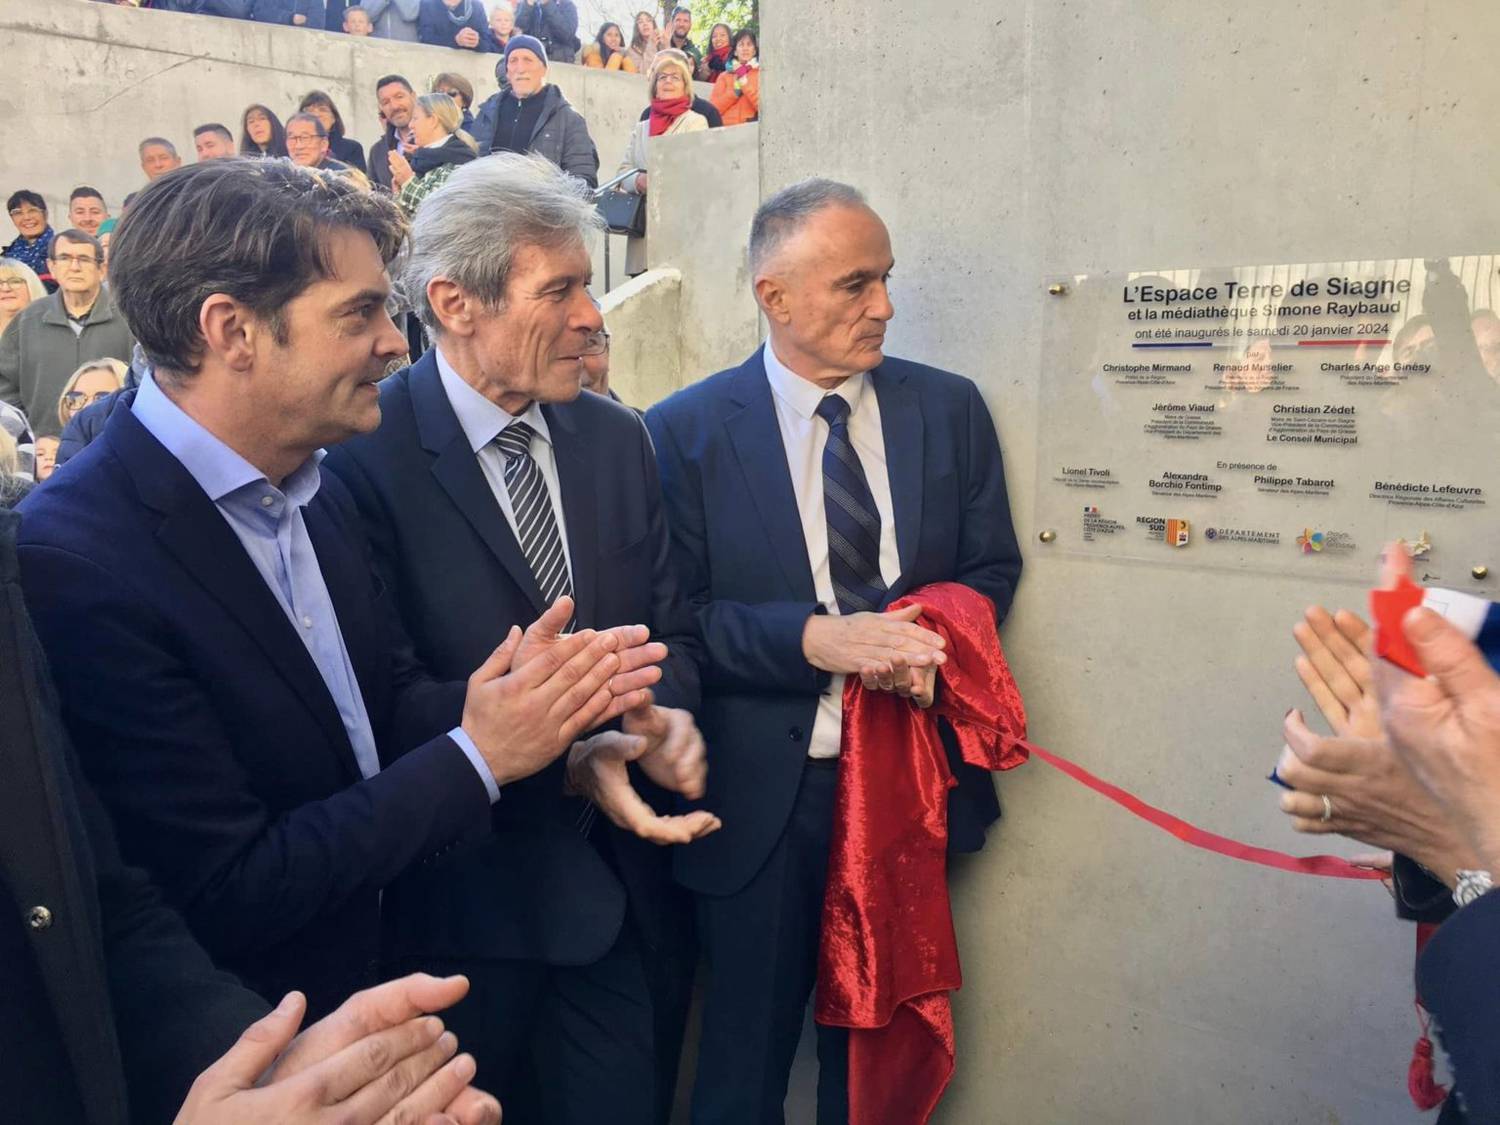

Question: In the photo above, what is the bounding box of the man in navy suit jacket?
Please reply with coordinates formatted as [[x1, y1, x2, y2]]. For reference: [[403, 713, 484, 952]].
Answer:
[[17, 159, 648, 1026], [324, 153, 712, 1125], [646, 179, 1023, 1123]]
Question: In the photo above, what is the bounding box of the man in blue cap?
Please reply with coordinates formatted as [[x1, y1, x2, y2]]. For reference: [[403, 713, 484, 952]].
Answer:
[[485, 35, 599, 188]]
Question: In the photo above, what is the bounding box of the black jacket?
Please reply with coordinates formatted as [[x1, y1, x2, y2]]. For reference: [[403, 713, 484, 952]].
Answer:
[[1420, 891, 1500, 1122], [18, 407, 488, 1019], [485, 84, 598, 188], [0, 509, 267, 1125], [329, 134, 368, 174], [409, 133, 478, 175], [323, 352, 701, 965]]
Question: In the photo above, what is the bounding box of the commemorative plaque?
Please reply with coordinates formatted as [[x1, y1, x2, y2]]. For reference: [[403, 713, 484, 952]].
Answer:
[[1036, 256, 1500, 588]]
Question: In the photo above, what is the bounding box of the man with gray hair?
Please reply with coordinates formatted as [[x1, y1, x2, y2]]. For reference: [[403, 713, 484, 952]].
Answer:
[[324, 152, 711, 1124], [646, 178, 1024, 1123], [138, 137, 182, 182]]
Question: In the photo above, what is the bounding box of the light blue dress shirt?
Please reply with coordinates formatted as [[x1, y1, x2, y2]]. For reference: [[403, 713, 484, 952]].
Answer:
[[131, 373, 499, 801]]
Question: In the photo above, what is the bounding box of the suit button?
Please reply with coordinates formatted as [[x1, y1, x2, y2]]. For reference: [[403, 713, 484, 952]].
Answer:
[[789, 726, 803, 741], [25, 906, 53, 931]]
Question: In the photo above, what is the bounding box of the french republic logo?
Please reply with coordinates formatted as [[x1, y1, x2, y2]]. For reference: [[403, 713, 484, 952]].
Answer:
[[1083, 505, 1099, 515]]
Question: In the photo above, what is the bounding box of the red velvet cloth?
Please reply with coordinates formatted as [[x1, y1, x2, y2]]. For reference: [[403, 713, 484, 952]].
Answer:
[[815, 582, 1029, 1124]]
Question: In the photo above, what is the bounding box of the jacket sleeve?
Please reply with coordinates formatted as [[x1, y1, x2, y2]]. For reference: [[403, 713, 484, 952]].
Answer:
[[955, 380, 1023, 623], [295, 0, 322, 23], [471, 4, 495, 49], [512, 0, 538, 33], [645, 403, 827, 696], [543, 0, 578, 43], [0, 317, 22, 413], [17, 542, 491, 962], [618, 125, 644, 190], [559, 108, 600, 188], [709, 73, 736, 117], [84, 775, 271, 1123], [416, 0, 446, 45], [359, 0, 389, 17], [1417, 890, 1500, 1122], [474, 92, 501, 151], [632, 412, 701, 714]]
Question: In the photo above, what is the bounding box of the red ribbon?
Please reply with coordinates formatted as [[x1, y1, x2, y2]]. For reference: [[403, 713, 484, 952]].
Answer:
[[1025, 742, 1387, 881]]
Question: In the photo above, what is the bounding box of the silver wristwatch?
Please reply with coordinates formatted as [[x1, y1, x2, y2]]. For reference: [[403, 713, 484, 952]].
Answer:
[[1453, 869, 1494, 908]]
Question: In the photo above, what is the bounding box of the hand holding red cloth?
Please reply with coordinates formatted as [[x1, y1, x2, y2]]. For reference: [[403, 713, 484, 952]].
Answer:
[[815, 582, 1029, 1124]]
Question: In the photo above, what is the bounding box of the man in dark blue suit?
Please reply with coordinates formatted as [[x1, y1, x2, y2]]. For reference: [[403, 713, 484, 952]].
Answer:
[[323, 153, 714, 1125], [646, 179, 1024, 1124], [16, 159, 655, 1029]]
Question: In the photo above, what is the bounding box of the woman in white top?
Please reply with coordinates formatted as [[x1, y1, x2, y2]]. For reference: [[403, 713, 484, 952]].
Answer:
[[615, 52, 707, 276]]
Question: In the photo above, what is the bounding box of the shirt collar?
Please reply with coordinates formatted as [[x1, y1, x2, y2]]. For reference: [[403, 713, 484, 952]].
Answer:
[[762, 340, 865, 422], [434, 343, 552, 454], [131, 371, 323, 505]]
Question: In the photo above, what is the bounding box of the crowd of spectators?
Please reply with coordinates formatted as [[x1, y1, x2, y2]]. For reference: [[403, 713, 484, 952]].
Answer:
[[2, 1, 761, 480]]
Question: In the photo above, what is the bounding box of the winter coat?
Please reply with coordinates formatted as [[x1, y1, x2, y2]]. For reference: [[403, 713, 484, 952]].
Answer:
[[360, 0, 420, 41], [0, 289, 135, 439], [711, 65, 760, 126], [417, 0, 494, 50], [615, 111, 707, 275], [513, 0, 580, 63], [486, 84, 599, 188]]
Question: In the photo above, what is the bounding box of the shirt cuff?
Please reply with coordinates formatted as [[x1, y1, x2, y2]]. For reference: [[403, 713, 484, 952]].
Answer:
[[448, 726, 500, 804]]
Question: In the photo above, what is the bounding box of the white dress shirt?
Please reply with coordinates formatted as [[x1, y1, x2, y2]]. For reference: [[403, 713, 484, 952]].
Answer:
[[435, 344, 574, 583], [763, 341, 900, 759]]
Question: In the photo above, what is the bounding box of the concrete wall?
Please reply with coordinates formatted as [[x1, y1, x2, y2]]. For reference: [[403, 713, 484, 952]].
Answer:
[[646, 122, 761, 381], [752, 2, 1500, 1123], [0, 0, 650, 267]]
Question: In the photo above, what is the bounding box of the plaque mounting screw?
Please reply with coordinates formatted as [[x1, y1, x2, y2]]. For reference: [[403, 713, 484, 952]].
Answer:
[[1047, 283, 1068, 296], [1473, 565, 1489, 581], [1039, 529, 1057, 543]]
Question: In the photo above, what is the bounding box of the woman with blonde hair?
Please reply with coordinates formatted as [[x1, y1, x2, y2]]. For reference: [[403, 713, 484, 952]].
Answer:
[[0, 258, 46, 339], [615, 51, 707, 276], [56, 358, 127, 430], [387, 93, 480, 217]]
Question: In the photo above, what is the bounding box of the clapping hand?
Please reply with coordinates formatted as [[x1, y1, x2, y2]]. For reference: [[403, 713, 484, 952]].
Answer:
[[174, 974, 499, 1125], [387, 151, 413, 189]]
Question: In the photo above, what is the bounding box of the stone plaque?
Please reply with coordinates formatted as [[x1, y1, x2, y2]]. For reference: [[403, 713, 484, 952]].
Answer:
[[1036, 256, 1500, 588]]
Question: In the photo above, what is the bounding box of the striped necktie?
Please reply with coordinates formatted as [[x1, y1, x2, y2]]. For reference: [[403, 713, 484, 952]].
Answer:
[[815, 394, 888, 614], [494, 421, 573, 609]]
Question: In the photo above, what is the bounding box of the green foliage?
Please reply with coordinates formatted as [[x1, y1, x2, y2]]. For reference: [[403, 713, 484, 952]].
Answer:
[[668, 0, 756, 41]]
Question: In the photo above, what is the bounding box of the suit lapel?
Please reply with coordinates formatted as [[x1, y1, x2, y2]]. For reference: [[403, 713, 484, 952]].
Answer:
[[725, 355, 818, 601], [872, 363, 925, 590], [110, 411, 361, 779], [410, 354, 548, 617], [544, 402, 598, 626]]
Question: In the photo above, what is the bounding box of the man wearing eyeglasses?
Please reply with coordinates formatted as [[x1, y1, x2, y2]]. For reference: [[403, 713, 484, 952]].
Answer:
[[0, 229, 134, 438], [285, 113, 366, 186]]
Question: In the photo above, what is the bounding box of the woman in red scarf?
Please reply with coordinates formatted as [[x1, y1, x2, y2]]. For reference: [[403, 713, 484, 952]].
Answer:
[[614, 52, 707, 276], [697, 22, 732, 81], [710, 28, 760, 126]]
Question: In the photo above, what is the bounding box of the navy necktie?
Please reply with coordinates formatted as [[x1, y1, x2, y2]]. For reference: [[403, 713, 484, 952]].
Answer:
[[815, 393, 887, 615]]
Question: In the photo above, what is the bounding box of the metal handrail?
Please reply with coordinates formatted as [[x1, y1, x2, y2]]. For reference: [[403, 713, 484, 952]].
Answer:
[[593, 168, 645, 197]]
